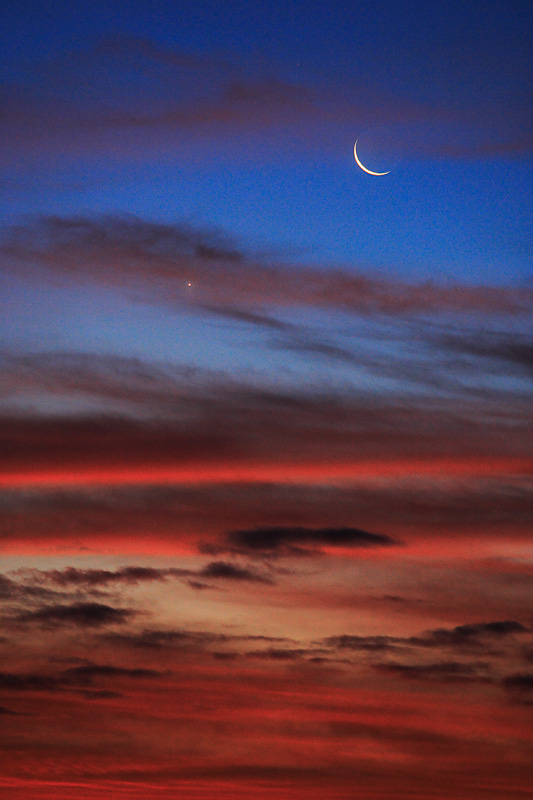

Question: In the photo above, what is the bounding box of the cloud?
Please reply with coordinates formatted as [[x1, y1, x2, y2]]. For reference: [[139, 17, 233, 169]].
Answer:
[[324, 619, 533, 697], [502, 673, 533, 704], [411, 620, 529, 648], [435, 331, 533, 375], [13, 602, 135, 628], [326, 620, 530, 654], [324, 634, 403, 652], [62, 664, 161, 686], [224, 526, 399, 555], [31, 566, 175, 587], [102, 628, 226, 650], [374, 660, 491, 683], [198, 561, 274, 583], [0, 35, 431, 161], [21, 562, 272, 590], [2, 215, 530, 317], [0, 672, 59, 691]]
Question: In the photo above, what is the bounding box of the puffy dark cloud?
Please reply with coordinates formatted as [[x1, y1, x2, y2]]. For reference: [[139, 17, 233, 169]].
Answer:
[[225, 525, 399, 554], [13, 602, 135, 628], [198, 561, 273, 583]]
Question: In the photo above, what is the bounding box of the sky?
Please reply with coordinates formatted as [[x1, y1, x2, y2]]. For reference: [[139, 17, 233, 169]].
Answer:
[[0, 1, 532, 798]]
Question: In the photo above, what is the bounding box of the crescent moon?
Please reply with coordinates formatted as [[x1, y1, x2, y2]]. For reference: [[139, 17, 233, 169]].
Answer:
[[353, 140, 390, 176]]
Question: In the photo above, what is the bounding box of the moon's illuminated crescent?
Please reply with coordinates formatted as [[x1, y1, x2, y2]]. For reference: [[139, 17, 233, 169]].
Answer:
[[353, 140, 390, 176]]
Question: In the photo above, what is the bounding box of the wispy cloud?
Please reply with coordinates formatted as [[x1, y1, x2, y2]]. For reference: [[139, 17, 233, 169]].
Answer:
[[2, 215, 530, 316]]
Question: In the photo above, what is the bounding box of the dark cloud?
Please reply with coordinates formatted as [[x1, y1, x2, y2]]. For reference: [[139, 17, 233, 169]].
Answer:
[[225, 526, 399, 554], [502, 673, 533, 705], [435, 332, 533, 375], [103, 628, 290, 654], [21, 562, 272, 590], [324, 635, 402, 652], [198, 561, 273, 583], [62, 664, 161, 686], [411, 620, 529, 649], [374, 660, 490, 682], [0, 705, 19, 714], [0, 672, 59, 692], [103, 628, 226, 650], [0, 572, 60, 601], [13, 602, 135, 628], [326, 621, 530, 655], [245, 647, 326, 661], [30, 566, 183, 588]]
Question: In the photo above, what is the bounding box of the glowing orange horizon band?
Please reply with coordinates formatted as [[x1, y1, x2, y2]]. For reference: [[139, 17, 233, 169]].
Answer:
[[0, 457, 529, 488]]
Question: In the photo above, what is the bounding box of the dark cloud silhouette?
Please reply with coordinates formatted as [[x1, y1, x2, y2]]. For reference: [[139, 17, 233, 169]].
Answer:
[[374, 660, 490, 682], [199, 561, 273, 583], [226, 526, 398, 554], [22, 562, 272, 590], [245, 647, 326, 661], [436, 332, 533, 375], [0, 672, 59, 692], [103, 628, 226, 650], [502, 673, 533, 705], [14, 602, 135, 628], [324, 635, 402, 652], [326, 621, 530, 655], [62, 664, 161, 686], [34, 566, 175, 587], [411, 620, 529, 648]]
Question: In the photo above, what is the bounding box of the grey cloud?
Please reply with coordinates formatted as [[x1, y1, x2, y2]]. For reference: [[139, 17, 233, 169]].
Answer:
[[198, 561, 274, 583], [225, 526, 399, 554], [62, 664, 161, 686], [0, 672, 60, 692], [13, 602, 135, 628], [374, 660, 491, 682]]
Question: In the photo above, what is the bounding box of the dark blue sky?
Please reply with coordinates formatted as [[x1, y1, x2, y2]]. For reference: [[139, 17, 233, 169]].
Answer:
[[2, 0, 531, 279], [1, 0, 531, 369]]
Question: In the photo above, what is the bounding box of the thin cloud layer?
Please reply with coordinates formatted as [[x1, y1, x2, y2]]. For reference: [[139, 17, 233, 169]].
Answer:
[[2, 35, 529, 162], [2, 215, 531, 316]]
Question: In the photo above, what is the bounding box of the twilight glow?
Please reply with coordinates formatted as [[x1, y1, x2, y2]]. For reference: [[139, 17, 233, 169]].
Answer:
[[0, 1, 532, 798]]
